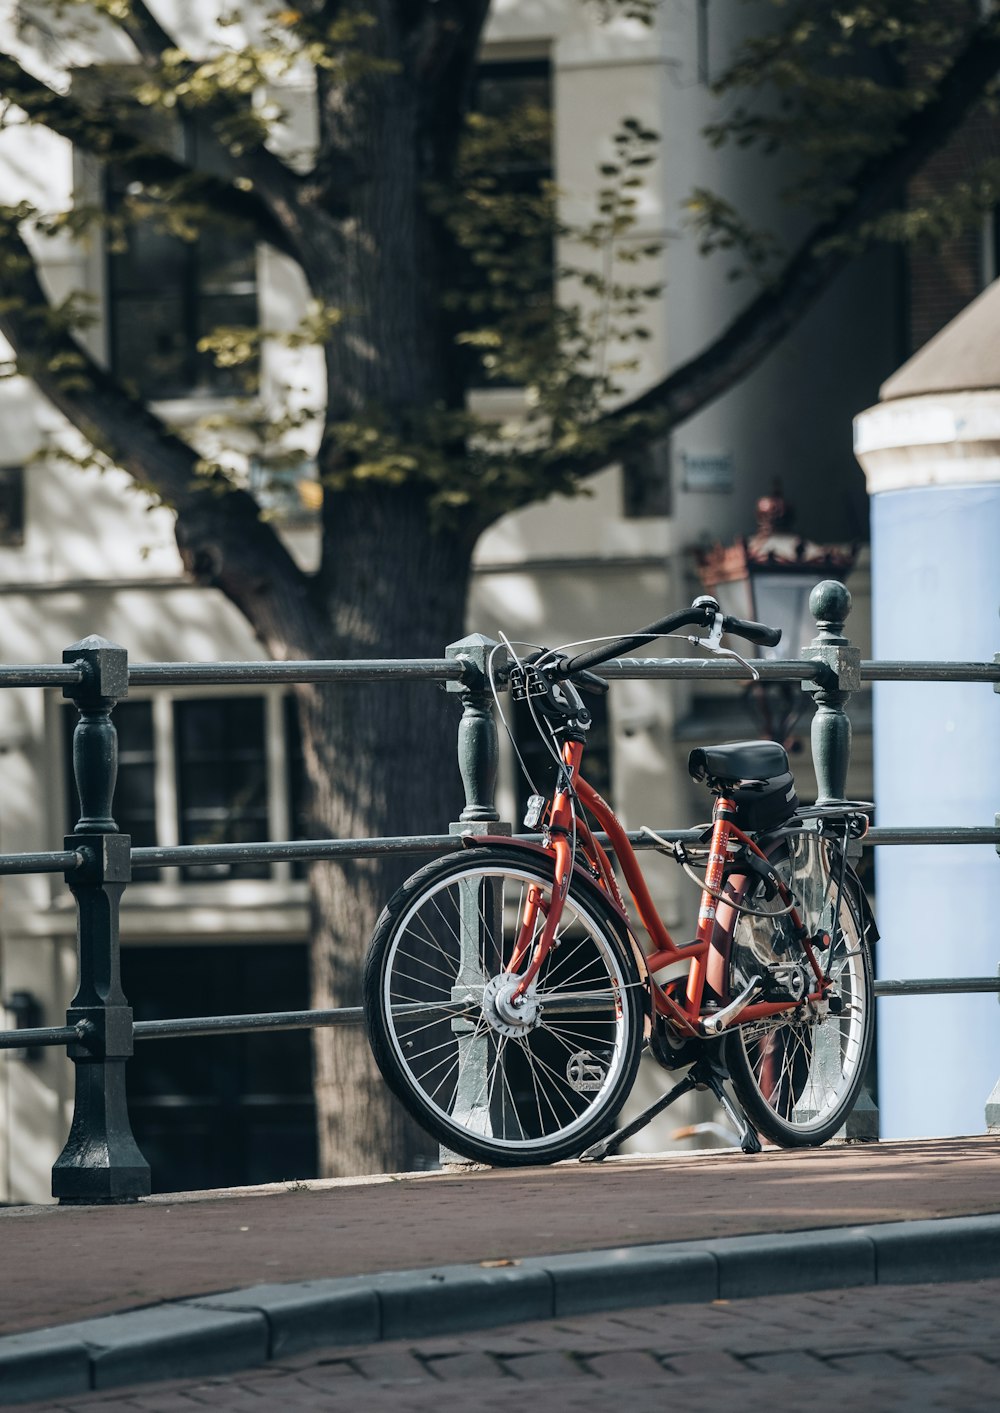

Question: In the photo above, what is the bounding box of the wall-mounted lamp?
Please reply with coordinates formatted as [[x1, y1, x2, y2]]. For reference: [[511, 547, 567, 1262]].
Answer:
[[696, 489, 857, 745]]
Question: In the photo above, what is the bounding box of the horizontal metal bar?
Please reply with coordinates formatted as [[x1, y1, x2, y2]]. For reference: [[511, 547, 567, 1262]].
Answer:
[[600, 657, 822, 682], [861, 661, 1000, 683], [131, 828, 708, 869], [128, 659, 465, 687], [865, 827, 1000, 846], [0, 824, 987, 882], [0, 1023, 88, 1050], [570, 657, 999, 684], [123, 977, 1000, 1043], [133, 1007, 364, 1039], [9, 978, 999, 1051], [0, 850, 84, 876], [132, 835, 466, 868], [875, 977, 1000, 997], [2, 655, 997, 692], [0, 664, 84, 688], [130, 820, 1000, 869]]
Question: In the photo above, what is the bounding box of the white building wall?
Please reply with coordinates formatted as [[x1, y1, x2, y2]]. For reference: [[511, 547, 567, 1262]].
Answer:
[[0, 0, 885, 1198]]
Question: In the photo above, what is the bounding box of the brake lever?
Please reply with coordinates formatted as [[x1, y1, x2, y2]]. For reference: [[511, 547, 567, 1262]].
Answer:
[[688, 612, 760, 682], [688, 610, 724, 654]]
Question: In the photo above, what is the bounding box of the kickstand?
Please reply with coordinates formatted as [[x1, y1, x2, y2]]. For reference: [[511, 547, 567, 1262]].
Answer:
[[695, 1052, 762, 1155], [578, 1051, 761, 1163]]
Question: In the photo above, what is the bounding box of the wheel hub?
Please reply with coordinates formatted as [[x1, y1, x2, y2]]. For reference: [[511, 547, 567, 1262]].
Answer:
[[482, 973, 541, 1037]]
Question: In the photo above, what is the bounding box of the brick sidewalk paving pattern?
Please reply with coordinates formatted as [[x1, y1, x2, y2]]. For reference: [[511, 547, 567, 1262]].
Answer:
[[13, 1276, 1000, 1412]]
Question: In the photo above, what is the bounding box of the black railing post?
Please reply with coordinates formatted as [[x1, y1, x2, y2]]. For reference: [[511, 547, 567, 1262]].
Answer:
[[445, 633, 510, 832], [802, 580, 861, 802], [52, 636, 150, 1204], [443, 635, 511, 1164], [801, 585, 878, 1140]]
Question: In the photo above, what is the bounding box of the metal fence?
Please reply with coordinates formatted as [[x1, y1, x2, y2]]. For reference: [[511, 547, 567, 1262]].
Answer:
[[0, 580, 997, 1202]]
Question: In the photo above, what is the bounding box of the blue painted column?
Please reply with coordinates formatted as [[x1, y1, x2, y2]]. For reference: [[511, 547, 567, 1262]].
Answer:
[[856, 390, 1000, 1139]]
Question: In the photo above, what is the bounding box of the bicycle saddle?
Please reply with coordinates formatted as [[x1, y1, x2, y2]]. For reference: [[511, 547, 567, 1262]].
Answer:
[[688, 740, 790, 786]]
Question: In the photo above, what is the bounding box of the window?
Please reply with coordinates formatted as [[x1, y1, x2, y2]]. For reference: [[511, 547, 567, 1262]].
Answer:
[[0, 466, 24, 546], [106, 126, 258, 400], [511, 691, 613, 827], [988, 205, 1000, 288], [284, 693, 311, 880], [62, 692, 309, 884], [455, 57, 554, 389], [622, 440, 672, 519], [174, 697, 270, 880]]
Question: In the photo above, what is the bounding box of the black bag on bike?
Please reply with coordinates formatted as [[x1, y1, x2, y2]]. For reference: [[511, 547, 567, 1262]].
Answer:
[[731, 772, 798, 832]]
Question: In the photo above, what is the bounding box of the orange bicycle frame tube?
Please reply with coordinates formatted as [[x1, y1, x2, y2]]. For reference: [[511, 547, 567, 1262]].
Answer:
[[509, 744, 581, 996], [510, 740, 828, 1030]]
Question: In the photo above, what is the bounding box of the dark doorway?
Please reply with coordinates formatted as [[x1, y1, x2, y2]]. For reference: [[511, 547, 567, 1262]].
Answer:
[[122, 943, 317, 1194]]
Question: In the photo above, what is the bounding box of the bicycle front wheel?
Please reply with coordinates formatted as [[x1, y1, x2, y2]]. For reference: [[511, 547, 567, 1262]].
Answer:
[[363, 847, 645, 1166], [724, 832, 874, 1147]]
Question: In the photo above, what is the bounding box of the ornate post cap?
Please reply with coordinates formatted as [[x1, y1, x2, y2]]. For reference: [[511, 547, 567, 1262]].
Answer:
[[63, 636, 129, 702], [810, 580, 853, 643]]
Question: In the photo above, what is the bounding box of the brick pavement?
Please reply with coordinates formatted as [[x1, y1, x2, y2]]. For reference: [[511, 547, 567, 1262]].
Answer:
[[3, 1136, 999, 1336], [12, 1276, 1000, 1412]]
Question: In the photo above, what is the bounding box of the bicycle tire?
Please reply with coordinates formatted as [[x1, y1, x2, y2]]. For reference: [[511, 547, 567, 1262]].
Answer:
[[724, 832, 874, 1147], [363, 846, 645, 1166]]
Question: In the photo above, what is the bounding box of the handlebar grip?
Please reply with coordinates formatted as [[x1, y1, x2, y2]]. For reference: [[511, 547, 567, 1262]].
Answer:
[[571, 668, 610, 696], [722, 614, 782, 649]]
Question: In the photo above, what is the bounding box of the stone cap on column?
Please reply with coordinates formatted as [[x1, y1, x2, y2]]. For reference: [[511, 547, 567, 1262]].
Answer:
[[854, 279, 1000, 494], [880, 279, 1000, 402]]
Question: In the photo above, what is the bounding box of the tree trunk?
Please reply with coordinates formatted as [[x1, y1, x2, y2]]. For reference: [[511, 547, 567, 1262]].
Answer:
[[283, 20, 481, 1174], [295, 487, 473, 1175]]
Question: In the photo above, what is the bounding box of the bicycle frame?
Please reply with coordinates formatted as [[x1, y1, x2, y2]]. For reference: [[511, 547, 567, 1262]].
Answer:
[[507, 739, 829, 1037]]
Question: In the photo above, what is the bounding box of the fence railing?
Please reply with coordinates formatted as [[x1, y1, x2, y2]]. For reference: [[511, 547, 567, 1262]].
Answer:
[[0, 581, 998, 1202]]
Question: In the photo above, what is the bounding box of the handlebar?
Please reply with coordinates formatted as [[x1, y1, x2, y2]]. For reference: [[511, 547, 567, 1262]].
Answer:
[[509, 598, 783, 732], [553, 598, 781, 680], [559, 604, 714, 678]]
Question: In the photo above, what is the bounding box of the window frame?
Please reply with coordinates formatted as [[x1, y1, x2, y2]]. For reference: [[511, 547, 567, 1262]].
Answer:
[[55, 684, 304, 901], [103, 119, 260, 402]]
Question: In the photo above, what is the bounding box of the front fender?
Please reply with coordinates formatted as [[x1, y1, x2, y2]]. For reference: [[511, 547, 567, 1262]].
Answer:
[[459, 832, 651, 989]]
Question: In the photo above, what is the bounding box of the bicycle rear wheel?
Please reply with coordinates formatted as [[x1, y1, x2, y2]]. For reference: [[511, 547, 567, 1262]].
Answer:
[[363, 847, 645, 1166], [724, 832, 874, 1147]]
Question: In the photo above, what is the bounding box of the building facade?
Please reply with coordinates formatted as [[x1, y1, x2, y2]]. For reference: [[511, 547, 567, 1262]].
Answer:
[[0, 0, 904, 1201]]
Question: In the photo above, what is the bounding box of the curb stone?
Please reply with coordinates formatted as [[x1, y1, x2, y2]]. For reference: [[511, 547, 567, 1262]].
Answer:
[[2, 1212, 999, 1406], [0, 1305, 267, 1405]]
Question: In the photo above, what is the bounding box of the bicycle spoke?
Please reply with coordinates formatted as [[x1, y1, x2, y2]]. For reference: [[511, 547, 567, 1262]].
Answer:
[[516, 1035, 579, 1129]]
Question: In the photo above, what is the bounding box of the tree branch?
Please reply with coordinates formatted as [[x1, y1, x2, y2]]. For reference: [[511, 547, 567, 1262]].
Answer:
[[410, 0, 491, 176], [106, 3, 310, 237], [0, 52, 300, 257], [0, 215, 321, 653], [116, 0, 177, 64], [544, 12, 1000, 485]]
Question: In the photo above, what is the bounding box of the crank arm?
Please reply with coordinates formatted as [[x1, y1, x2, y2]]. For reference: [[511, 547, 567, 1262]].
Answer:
[[700, 975, 762, 1036]]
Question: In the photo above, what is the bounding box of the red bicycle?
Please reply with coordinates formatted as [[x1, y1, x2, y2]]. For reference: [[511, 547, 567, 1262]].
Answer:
[[364, 597, 875, 1164]]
